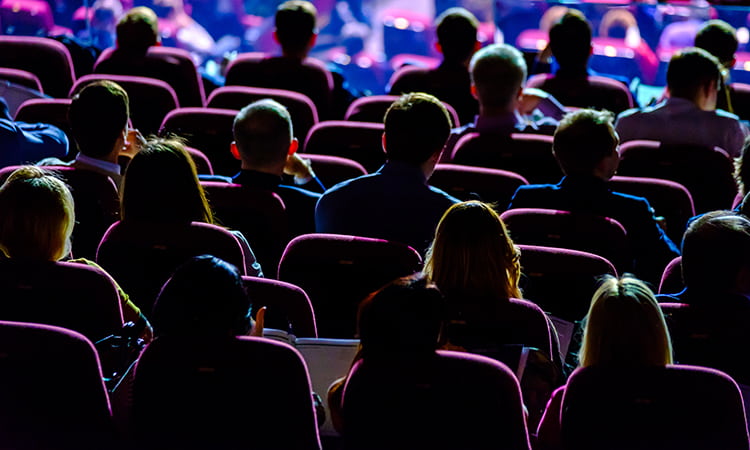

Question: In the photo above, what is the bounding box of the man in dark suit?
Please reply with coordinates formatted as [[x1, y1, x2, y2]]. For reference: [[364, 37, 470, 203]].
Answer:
[[231, 99, 321, 237], [508, 108, 679, 285]]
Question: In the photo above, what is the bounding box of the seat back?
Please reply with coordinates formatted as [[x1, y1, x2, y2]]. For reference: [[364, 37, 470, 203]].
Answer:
[[133, 336, 321, 450], [14, 98, 72, 142], [526, 73, 634, 114], [516, 244, 618, 322], [71, 74, 179, 136], [277, 233, 423, 338], [202, 182, 288, 278], [185, 145, 213, 175], [501, 208, 631, 273], [562, 365, 750, 450], [94, 46, 205, 107], [618, 140, 738, 214], [206, 85, 318, 142], [0, 321, 115, 450], [342, 350, 531, 450], [96, 220, 247, 314], [0, 165, 120, 260], [0, 259, 123, 343], [658, 255, 683, 295], [242, 276, 317, 338], [0, 67, 43, 92], [302, 154, 368, 187], [730, 82, 750, 122], [0, 36, 75, 98], [344, 94, 461, 127], [450, 132, 563, 185], [303, 121, 386, 173], [225, 53, 334, 119], [430, 163, 528, 206], [609, 175, 695, 245], [160, 107, 238, 176]]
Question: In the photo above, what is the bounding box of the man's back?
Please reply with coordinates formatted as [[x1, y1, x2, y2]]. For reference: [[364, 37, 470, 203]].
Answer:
[[508, 176, 679, 284], [315, 161, 459, 254], [615, 98, 749, 157]]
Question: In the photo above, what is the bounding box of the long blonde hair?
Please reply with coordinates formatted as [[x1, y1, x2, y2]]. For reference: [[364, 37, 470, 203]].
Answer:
[[579, 275, 673, 367], [424, 201, 522, 300]]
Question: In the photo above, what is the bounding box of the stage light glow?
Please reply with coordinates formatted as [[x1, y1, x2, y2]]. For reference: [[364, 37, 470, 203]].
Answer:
[[738, 27, 749, 45], [393, 17, 409, 30], [604, 45, 617, 57]]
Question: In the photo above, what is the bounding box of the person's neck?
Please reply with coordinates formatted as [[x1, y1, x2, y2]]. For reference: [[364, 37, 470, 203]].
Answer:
[[241, 163, 283, 177], [280, 49, 308, 62], [478, 105, 515, 117]]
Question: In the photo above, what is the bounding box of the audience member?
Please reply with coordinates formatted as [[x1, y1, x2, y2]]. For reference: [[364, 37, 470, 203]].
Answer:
[[232, 0, 356, 119], [151, 254, 265, 338], [736, 137, 750, 201], [695, 19, 739, 115], [0, 166, 151, 339], [388, 7, 480, 125], [315, 92, 460, 254], [615, 47, 748, 157], [95, 6, 203, 107], [0, 98, 68, 168], [529, 9, 633, 114], [40, 80, 142, 189], [446, 43, 566, 156], [508, 108, 679, 285], [535, 275, 673, 450], [658, 211, 750, 385], [121, 137, 263, 277], [231, 99, 321, 237]]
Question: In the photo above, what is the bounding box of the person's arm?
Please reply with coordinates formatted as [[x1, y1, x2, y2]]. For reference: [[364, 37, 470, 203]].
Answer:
[[7, 120, 69, 162]]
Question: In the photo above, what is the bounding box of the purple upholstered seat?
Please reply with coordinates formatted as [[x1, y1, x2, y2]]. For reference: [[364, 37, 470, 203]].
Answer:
[[14, 98, 72, 141], [302, 121, 386, 173], [0, 36, 75, 98], [0, 67, 43, 93], [658, 256, 683, 295], [430, 163, 528, 206], [242, 276, 317, 338], [344, 94, 461, 128], [301, 153, 368, 187]]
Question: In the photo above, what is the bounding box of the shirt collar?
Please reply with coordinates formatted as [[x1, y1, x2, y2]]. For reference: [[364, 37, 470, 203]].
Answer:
[[378, 160, 427, 184], [75, 153, 121, 175], [474, 111, 529, 134]]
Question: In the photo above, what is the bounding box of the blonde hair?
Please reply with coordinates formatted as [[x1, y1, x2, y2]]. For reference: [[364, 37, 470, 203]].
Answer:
[[424, 201, 522, 300], [0, 166, 75, 261], [579, 275, 673, 367]]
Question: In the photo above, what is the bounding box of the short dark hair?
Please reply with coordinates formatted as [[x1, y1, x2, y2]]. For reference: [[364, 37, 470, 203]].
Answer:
[[682, 211, 750, 295], [383, 93, 452, 165], [470, 43, 526, 109], [116, 6, 159, 53], [666, 47, 722, 101], [232, 99, 293, 169], [549, 9, 592, 69], [553, 109, 618, 175], [152, 255, 253, 337], [436, 7, 479, 63], [694, 19, 738, 67], [275, 0, 317, 54], [69, 80, 129, 159]]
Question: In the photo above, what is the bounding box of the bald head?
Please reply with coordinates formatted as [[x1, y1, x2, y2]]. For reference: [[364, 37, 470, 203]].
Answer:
[[232, 99, 295, 171]]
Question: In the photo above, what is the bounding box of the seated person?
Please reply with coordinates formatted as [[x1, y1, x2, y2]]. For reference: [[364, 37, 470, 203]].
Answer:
[[536, 274, 673, 449], [657, 211, 750, 385], [694, 19, 738, 115], [508, 108, 679, 285], [446, 43, 566, 157], [388, 7, 480, 125], [615, 47, 749, 157], [315, 93, 460, 254], [40, 80, 143, 189], [0, 97, 68, 168], [230, 99, 322, 238]]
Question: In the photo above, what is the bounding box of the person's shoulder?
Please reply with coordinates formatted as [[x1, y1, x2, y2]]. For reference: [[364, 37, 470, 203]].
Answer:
[[714, 108, 742, 121], [277, 183, 322, 199], [427, 184, 461, 204], [609, 189, 654, 214], [320, 173, 377, 198]]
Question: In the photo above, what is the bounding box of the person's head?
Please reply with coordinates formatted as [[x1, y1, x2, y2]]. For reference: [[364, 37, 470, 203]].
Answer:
[[116, 6, 160, 53], [553, 108, 619, 179], [682, 211, 750, 295], [152, 255, 254, 337], [579, 275, 673, 367], [666, 47, 722, 109], [549, 9, 592, 70], [0, 166, 74, 262], [383, 93, 452, 167], [694, 19, 738, 69], [469, 43, 527, 112], [424, 201, 521, 300], [231, 99, 297, 174], [356, 274, 445, 360], [121, 137, 214, 224], [274, 0, 317, 56], [435, 7, 480, 65], [69, 80, 130, 160]]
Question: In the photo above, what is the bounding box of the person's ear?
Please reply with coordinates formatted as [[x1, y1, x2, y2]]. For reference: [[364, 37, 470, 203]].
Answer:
[[473, 40, 481, 52], [288, 138, 299, 156], [435, 41, 443, 54], [381, 132, 386, 151], [250, 306, 266, 337], [273, 30, 280, 44], [230, 142, 241, 160], [309, 33, 318, 48], [470, 84, 478, 100]]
